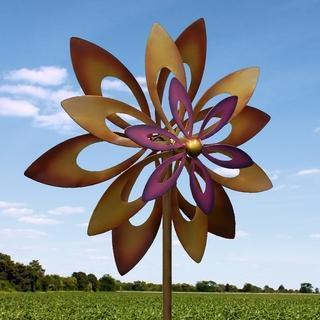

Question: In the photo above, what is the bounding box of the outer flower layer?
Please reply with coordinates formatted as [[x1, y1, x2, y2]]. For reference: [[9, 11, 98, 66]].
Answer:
[[25, 19, 272, 275]]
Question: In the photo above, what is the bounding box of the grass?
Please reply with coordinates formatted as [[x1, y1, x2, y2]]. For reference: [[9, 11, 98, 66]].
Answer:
[[0, 291, 320, 319]]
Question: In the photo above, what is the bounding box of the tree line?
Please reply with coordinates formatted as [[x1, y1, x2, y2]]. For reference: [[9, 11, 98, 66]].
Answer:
[[0, 253, 318, 293]]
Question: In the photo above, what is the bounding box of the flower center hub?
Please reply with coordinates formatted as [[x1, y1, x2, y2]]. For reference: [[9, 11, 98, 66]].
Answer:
[[185, 138, 202, 158]]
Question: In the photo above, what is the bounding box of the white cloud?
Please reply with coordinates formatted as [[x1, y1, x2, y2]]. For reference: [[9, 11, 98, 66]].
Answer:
[[273, 184, 286, 191], [272, 184, 300, 192], [295, 168, 320, 176], [0, 228, 47, 239], [0, 84, 48, 99], [314, 127, 320, 133], [0, 66, 80, 133], [267, 170, 280, 181], [19, 215, 62, 225], [77, 222, 89, 228], [48, 206, 85, 216], [101, 76, 148, 94], [34, 111, 74, 132], [102, 78, 129, 92], [49, 88, 80, 104], [0, 97, 39, 117], [309, 233, 320, 239], [136, 76, 148, 93], [212, 167, 239, 178], [0, 85, 79, 105], [1, 207, 35, 217], [0, 201, 25, 209], [0, 66, 145, 133], [4, 66, 67, 86], [1, 200, 62, 225], [236, 230, 249, 238], [0, 67, 147, 133]]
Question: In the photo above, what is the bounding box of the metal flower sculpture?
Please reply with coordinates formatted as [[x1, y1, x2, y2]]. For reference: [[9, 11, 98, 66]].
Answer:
[[25, 18, 272, 319]]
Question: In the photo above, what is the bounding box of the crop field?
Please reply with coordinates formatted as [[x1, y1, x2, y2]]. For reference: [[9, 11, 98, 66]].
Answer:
[[0, 292, 320, 320]]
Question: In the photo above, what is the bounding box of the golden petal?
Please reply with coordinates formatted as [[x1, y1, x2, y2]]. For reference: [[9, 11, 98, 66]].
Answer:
[[61, 95, 154, 147], [24, 134, 145, 187], [208, 182, 235, 239], [70, 37, 150, 117], [172, 187, 208, 263], [112, 198, 162, 275], [145, 23, 186, 130], [221, 106, 270, 146], [194, 67, 260, 119], [157, 18, 206, 102], [209, 163, 273, 193], [87, 152, 167, 235], [194, 106, 270, 146]]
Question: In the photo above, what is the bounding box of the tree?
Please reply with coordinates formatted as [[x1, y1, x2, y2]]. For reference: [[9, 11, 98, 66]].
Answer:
[[27, 260, 45, 291], [196, 280, 217, 292], [300, 283, 313, 293], [72, 272, 89, 291], [87, 273, 98, 291], [315, 288, 319, 294], [12, 263, 30, 291], [99, 274, 117, 291], [278, 284, 286, 293], [242, 283, 262, 293], [63, 277, 78, 291], [228, 284, 239, 292], [47, 275, 64, 291], [0, 253, 15, 281], [132, 281, 147, 291], [264, 285, 275, 293]]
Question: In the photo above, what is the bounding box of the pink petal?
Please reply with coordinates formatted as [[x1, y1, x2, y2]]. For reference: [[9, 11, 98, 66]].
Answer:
[[187, 159, 214, 214], [169, 78, 194, 137], [143, 153, 186, 201], [203, 144, 253, 169], [199, 96, 237, 140]]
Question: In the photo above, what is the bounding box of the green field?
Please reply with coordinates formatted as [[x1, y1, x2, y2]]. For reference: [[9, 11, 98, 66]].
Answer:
[[0, 292, 320, 320]]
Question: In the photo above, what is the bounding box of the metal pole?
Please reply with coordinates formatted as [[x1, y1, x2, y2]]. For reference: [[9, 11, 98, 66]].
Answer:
[[162, 189, 172, 320]]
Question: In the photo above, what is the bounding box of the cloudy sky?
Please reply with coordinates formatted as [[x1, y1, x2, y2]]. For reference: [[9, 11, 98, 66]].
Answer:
[[0, 0, 320, 290]]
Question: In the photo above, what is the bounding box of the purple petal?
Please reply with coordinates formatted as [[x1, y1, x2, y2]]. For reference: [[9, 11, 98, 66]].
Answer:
[[142, 153, 186, 201], [187, 159, 214, 214], [203, 144, 253, 169], [169, 78, 194, 137], [199, 96, 238, 140], [125, 125, 183, 151]]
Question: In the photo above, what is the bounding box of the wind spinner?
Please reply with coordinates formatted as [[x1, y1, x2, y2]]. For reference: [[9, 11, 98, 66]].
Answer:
[[25, 18, 272, 319]]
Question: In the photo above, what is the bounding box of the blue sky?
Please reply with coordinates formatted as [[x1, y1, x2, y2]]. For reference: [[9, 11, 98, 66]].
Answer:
[[0, 0, 320, 290]]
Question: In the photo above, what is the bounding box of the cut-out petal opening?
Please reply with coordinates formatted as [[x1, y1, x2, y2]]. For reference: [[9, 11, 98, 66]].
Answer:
[[172, 186, 207, 262], [187, 159, 214, 214], [61, 96, 154, 147], [203, 144, 253, 169], [199, 96, 237, 140], [112, 198, 162, 275], [125, 124, 183, 151], [209, 162, 273, 193], [87, 152, 167, 235], [24, 134, 145, 187], [169, 78, 194, 137], [143, 152, 186, 201]]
